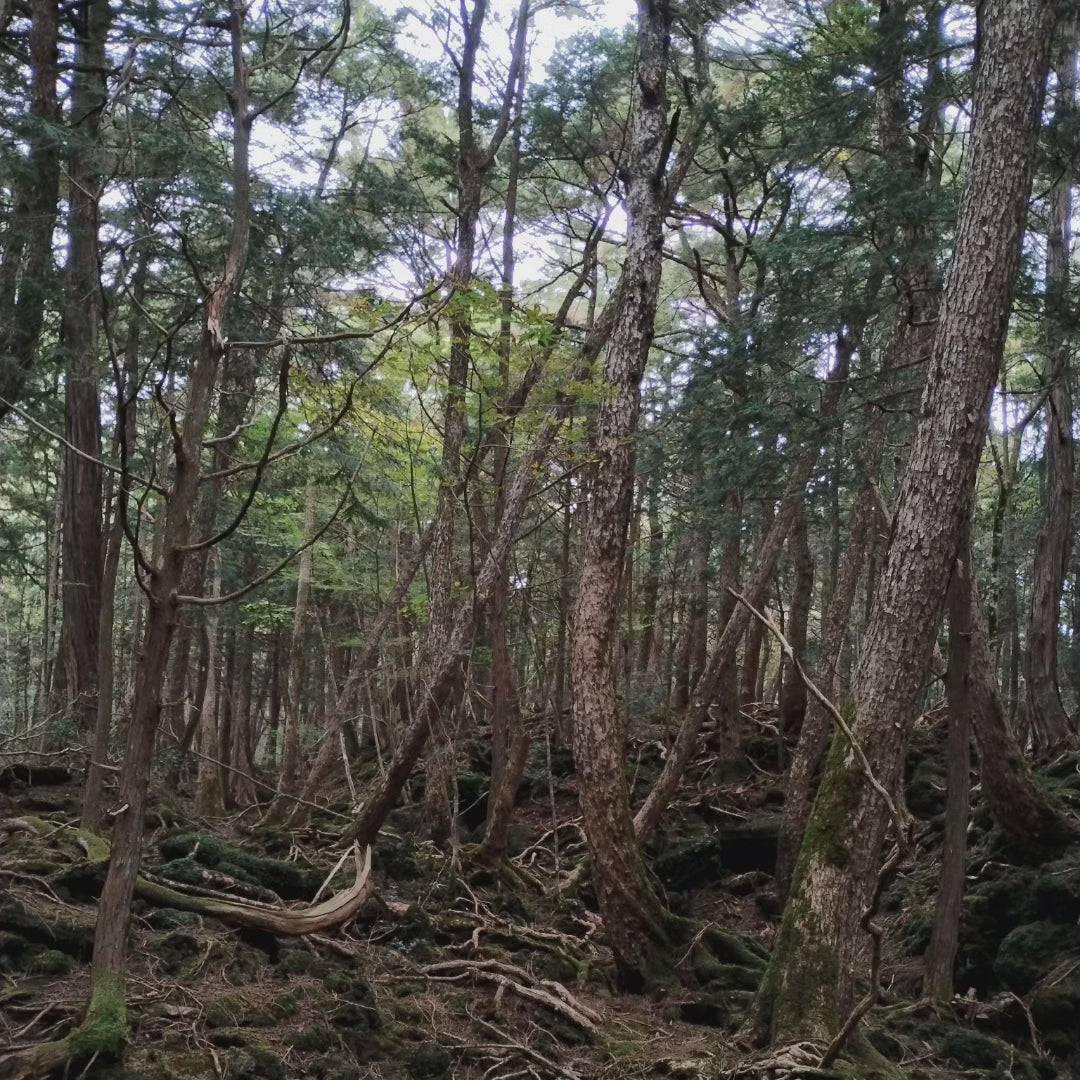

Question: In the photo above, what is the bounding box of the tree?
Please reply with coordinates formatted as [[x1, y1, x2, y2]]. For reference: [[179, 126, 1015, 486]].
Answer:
[[754, 0, 1056, 1043]]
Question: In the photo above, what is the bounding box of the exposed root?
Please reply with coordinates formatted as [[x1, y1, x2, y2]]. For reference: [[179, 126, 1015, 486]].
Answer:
[[418, 958, 601, 1033]]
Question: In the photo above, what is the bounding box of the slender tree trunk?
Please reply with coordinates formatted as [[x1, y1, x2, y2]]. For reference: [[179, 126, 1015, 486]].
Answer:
[[635, 345, 853, 842], [267, 477, 317, 822], [924, 549, 973, 1000], [283, 521, 435, 828], [776, 484, 875, 898], [755, 0, 1054, 1040], [85, 8, 251, 1038], [637, 453, 664, 673], [969, 569, 1073, 848], [196, 554, 223, 816], [481, 55, 530, 861], [570, 0, 684, 989], [779, 501, 813, 736], [1026, 29, 1076, 753], [83, 249, 146, 830]]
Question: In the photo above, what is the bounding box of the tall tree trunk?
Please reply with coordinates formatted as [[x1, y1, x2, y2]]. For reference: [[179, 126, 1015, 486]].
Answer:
[[1026, 30, 1076, 754], [570, 0, 681, 989], [82, 247, 147, 830], [0, 0, 61, 419], [423, 0, 531, 841], [60, 0, 110, 744], [481, 53, 530, 861], [754, 0, 1054, 1041], [85, 6, 252, 1039]]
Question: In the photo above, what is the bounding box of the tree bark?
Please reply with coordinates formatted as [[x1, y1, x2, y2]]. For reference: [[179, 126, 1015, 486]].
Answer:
[[755, 0, 1054, 1041]]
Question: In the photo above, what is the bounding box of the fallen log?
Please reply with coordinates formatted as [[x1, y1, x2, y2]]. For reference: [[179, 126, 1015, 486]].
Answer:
[[1, 816, 375, 935]]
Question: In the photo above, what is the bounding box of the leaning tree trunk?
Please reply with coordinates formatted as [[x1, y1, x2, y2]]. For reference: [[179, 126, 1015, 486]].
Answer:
[[754, 0, 1054, 1043], [1026, 30, 1076, 755]]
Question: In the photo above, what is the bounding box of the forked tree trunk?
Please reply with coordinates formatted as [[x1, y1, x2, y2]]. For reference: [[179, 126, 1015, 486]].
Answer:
[[754, 0, 1054, 1042]]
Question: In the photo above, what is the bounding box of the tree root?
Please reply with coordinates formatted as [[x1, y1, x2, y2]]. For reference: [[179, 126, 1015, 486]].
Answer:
[[418, 958, 601, 1033]]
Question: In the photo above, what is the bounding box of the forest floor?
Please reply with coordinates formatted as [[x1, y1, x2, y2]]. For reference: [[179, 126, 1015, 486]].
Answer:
[[1, 719, 1079, 1080]]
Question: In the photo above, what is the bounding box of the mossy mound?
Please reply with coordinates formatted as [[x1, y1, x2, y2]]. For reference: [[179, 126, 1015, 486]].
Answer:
[[156, 833, 323, 900], [0, 898, 94, 967], [994, 921, 1080, 994]]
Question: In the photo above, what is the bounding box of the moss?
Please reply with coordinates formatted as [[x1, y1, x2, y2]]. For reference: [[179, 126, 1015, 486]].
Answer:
[[156, 833, 321, 900], [801, 735, 864, 871], [994, 921, 1080, 993], [274, 990, 300, 1018], [29, 948, 73, 975], [278, 945, 328, 977], [67, 975, 128, 1059], [205, 991, 276, 1028], [941, 1028, 1006, 1070], [288, 1023, 337, 1052], [1031, 981, 1080, 1035], [405, 1045, 452, 1079]]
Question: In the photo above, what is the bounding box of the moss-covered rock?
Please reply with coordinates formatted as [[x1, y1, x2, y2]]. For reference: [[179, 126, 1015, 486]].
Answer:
[[0, 900, 94, 961], [941, 1029, 1007, 1070], [654, 833, 724, 891], [994, 921, 1080, 993], [404, 1045, 452, 1079]]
